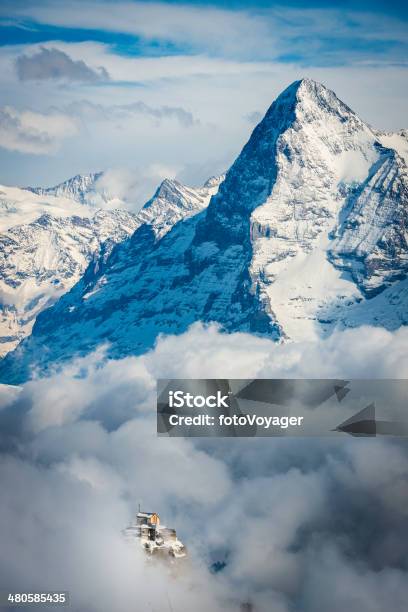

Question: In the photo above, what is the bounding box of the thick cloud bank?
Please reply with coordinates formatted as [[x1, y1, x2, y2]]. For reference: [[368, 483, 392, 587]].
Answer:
[[0, 323, 407, 611]]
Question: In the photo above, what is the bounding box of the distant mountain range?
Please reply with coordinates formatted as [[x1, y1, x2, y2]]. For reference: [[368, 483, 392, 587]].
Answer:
[[0, 173, 221, 357], [1, 78, 407, 384], [26, 172, 105, 205]]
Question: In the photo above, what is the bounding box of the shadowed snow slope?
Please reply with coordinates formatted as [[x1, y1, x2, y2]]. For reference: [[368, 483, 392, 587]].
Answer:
[[1, 79, 407, 383]]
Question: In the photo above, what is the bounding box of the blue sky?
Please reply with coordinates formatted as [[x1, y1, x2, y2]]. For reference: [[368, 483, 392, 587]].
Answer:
[[1, 1, 407, 64], [0, 0, 407, 194]]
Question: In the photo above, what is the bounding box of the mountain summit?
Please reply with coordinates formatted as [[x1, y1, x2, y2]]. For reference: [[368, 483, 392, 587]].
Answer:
[[1, 79, 407, 383], [27, 172, 104, 205]]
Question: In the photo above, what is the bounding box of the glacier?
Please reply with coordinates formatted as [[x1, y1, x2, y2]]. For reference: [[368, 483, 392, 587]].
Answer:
[[0, 78, 407, 384]]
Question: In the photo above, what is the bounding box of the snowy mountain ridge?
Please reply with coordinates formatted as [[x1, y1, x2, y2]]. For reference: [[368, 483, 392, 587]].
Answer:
[[0, 184, 138, 356], [137, 175, 224, 239], [1, 79, 407, 383], [26, 172, 104, 205], [0, 174, 222, 357]]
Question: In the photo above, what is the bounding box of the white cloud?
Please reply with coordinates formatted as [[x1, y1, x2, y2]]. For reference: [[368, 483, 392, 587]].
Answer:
[[1, 323, 408, 610], [5, 2, 408, 62], [0, 105, 78, 154], [93, 164, 180, 211], [62, 98, 199, 127], [7, 1, 276, 59], [7, 323, 407, 437], [143, 322, 408, 380], [16, 46, 110, 82], [0, 37, 407, 185], [31, 42, 274, 83]]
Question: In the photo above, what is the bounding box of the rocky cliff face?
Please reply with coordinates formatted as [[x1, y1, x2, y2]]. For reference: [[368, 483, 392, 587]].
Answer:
[[328, 149, 408, 295], [1, 79, 407, 383]]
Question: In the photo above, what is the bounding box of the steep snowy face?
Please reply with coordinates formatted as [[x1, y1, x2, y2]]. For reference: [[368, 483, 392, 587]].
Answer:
[[0, 79, 407, 383], [329, 150, 408, 296], [250, 79, 377, 267], [246, 79, 387, 338]]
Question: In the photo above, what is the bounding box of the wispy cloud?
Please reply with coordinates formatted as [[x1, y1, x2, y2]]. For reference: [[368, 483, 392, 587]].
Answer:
[[63, 98, 199, 127], [3, 1, 276, 59], [244, 110, 263, 125], [0, 95, 198, 157], [0, 105, 78, 154], [0, 2, 406, 185], [3, 1, 408, 65]]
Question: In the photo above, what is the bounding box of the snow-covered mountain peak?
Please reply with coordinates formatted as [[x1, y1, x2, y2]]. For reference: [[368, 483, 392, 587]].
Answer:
[[0, 180, 138, 357], [146, 178, 191, 206], [294, 78, 345, 104], [0, 183, 96, 232], [201, 80, 376, 249], [0, 173, 223, 358], [273, 79, 360, 123], [0, 80, 407, 383], [26, 172, 104, 205], [136, 175, 224, 239]]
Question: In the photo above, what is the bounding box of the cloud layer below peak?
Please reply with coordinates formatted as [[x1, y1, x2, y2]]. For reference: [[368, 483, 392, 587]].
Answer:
[[0, 323, 408, 611]]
